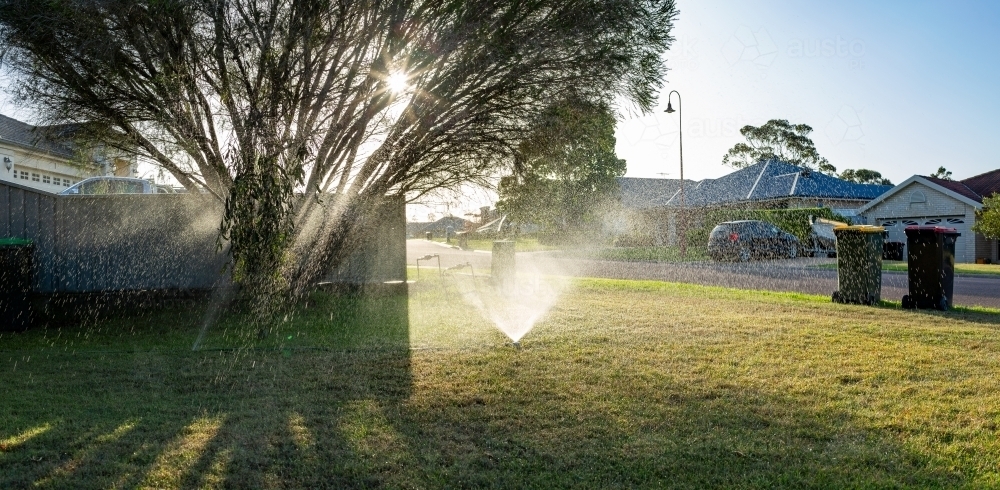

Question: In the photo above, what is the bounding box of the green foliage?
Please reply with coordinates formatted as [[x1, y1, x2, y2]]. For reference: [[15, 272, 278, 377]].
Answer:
[[973, 193, 1000, 239], [686, 207, 851, 249], [497, 96, 626, 237], [722, 119, 834, 174], [931, 166, 954, 180], [839, 168, 892, 185]]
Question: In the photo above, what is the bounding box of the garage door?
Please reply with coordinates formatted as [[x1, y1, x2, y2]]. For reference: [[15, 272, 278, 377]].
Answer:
[[877, 217, 972, 263]]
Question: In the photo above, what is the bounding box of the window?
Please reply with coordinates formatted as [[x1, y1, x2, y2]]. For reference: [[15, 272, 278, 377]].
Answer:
[[902, 220, 919, 226], [42, 175, 51, 184], [880, 220, 898, 227], [18, 170, 28, 180], [62, 179, 70, 187], [947, 218, 965, 224], [31, 173, 39, 182], [924, 219, 942, 225]]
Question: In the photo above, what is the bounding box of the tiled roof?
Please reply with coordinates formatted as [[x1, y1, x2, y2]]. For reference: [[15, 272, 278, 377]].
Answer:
[[617, 177, 696, 209], [0, 113, 78, 159], [961, 168, 1000, 200], [923, 176, 982, 202], [662, 159, 891, 207]]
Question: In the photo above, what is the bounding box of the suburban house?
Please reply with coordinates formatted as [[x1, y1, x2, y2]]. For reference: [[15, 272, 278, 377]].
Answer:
[[0, 114, 137, 193], [615, 159, 891, 245], [607, 176, 694, 242], [659, 159, 891, 216], [858, 169, 1000, 264]]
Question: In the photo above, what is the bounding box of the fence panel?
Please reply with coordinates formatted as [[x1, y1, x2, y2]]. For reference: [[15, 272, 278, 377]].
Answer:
[[1, 181, 405, 294]]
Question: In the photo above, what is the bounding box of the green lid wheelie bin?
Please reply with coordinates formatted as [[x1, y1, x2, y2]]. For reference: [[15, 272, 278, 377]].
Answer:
[[832, 225, 885, 305], [0, 238, 35, 330], [901, 226, 960, 310]]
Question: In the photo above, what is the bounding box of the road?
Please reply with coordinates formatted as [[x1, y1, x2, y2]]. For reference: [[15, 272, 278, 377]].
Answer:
[[407, 239, 1000, 309]]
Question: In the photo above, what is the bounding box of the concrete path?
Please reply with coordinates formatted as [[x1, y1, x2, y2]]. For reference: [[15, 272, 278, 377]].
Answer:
[[407, 239, 1000, 309]]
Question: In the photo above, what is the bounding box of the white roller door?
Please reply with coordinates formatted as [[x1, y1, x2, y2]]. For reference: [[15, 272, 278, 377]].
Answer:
[[877, 217, 972, 263]]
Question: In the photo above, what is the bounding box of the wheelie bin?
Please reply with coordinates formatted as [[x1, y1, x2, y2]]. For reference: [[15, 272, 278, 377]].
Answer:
[[901, 226, 960, 310], [883, 241, 905, 261], [0, 238, 35, 330], [831, 225, 885, 305]]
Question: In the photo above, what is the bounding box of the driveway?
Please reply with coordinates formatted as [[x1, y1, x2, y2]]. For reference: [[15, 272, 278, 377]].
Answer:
[[407, 239, 1000, 309]]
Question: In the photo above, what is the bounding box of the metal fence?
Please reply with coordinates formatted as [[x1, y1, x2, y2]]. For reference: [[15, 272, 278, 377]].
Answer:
[[0, 180, 405, 294]]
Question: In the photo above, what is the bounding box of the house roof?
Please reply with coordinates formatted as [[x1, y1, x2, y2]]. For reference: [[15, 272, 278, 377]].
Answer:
[[857, 175, 984, 215], [662, 159, 892, 207], [923, 176, 981, 202], [0, 114, 79, 159], [961, 168, 1000, 200], [617, 177, 696, 209], [412, 216, 471, 234]]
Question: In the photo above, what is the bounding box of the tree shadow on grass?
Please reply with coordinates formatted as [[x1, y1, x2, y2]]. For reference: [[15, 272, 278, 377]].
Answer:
[[0, 289, 977, 488]]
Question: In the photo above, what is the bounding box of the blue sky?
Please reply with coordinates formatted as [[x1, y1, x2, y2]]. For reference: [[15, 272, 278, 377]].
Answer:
[[618, 0, 1000, 185]]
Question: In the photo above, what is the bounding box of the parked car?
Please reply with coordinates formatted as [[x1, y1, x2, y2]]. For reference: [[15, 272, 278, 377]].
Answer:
[[59, 177, 173, 195], [707, 220, 800, 262]]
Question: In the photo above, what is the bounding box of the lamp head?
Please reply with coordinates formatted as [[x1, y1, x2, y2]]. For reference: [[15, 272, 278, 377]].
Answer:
[[664, 102, 675, 114], [3, 156, 11, 171]]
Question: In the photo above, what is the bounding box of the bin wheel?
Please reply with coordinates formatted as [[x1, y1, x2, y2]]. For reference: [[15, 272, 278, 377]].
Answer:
[[901, 295, 914, 309], [867, 294, 877, 306], [738, 248, 751, 262], [938, 297, 949, 311], [832, 291, 841, 303]]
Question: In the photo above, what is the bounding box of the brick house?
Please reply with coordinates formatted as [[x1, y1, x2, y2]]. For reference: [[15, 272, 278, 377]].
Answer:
[[615, 159, 890, 245], [0, 114, 137, 193], [857, 169, 1000, 264]]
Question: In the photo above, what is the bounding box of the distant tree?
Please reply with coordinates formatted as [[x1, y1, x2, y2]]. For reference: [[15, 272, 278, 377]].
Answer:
[[839, 169, 892, 186], [497, 96, 626, 237], [931, 166, 954, 180], [722, 119, 836, 174], [973, 194, 1000, 239]]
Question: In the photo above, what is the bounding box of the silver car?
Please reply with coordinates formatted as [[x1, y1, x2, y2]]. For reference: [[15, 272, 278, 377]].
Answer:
[[59, 177, 173, 195]]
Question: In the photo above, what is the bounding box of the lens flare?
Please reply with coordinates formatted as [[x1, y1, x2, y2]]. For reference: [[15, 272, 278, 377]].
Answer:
[[387, 72, 409, 93]]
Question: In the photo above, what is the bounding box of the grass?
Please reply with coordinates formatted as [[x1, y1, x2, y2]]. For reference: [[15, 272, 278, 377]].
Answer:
[[816, 260, 1000, 276], [3, 275, 1000, 487]]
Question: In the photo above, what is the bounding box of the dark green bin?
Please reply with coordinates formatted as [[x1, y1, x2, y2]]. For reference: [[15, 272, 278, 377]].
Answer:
[[0, 238, 34, 330], [832, 225, 885, 305]]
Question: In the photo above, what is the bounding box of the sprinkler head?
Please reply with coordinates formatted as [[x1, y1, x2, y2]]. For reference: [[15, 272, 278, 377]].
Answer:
[[512, 341, 521, 349]]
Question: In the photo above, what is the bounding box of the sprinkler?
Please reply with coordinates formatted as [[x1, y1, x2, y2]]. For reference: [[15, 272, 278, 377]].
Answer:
[[512, 341, 521, 349], [415, 254, 441, 279], [446, 262, 475, 279]]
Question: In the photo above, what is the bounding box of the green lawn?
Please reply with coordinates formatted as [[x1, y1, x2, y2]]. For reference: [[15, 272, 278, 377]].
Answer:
[[3, 276, 1000, 487], [817, 260, 1000, 276]]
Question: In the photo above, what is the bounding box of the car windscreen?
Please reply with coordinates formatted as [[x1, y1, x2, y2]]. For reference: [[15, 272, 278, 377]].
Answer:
[[709, 225, 731, 238], [78, 180, 145, 195]]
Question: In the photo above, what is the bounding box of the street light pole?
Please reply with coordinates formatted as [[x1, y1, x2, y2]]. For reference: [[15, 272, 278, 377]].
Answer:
[[664, 90, 685, 257]]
